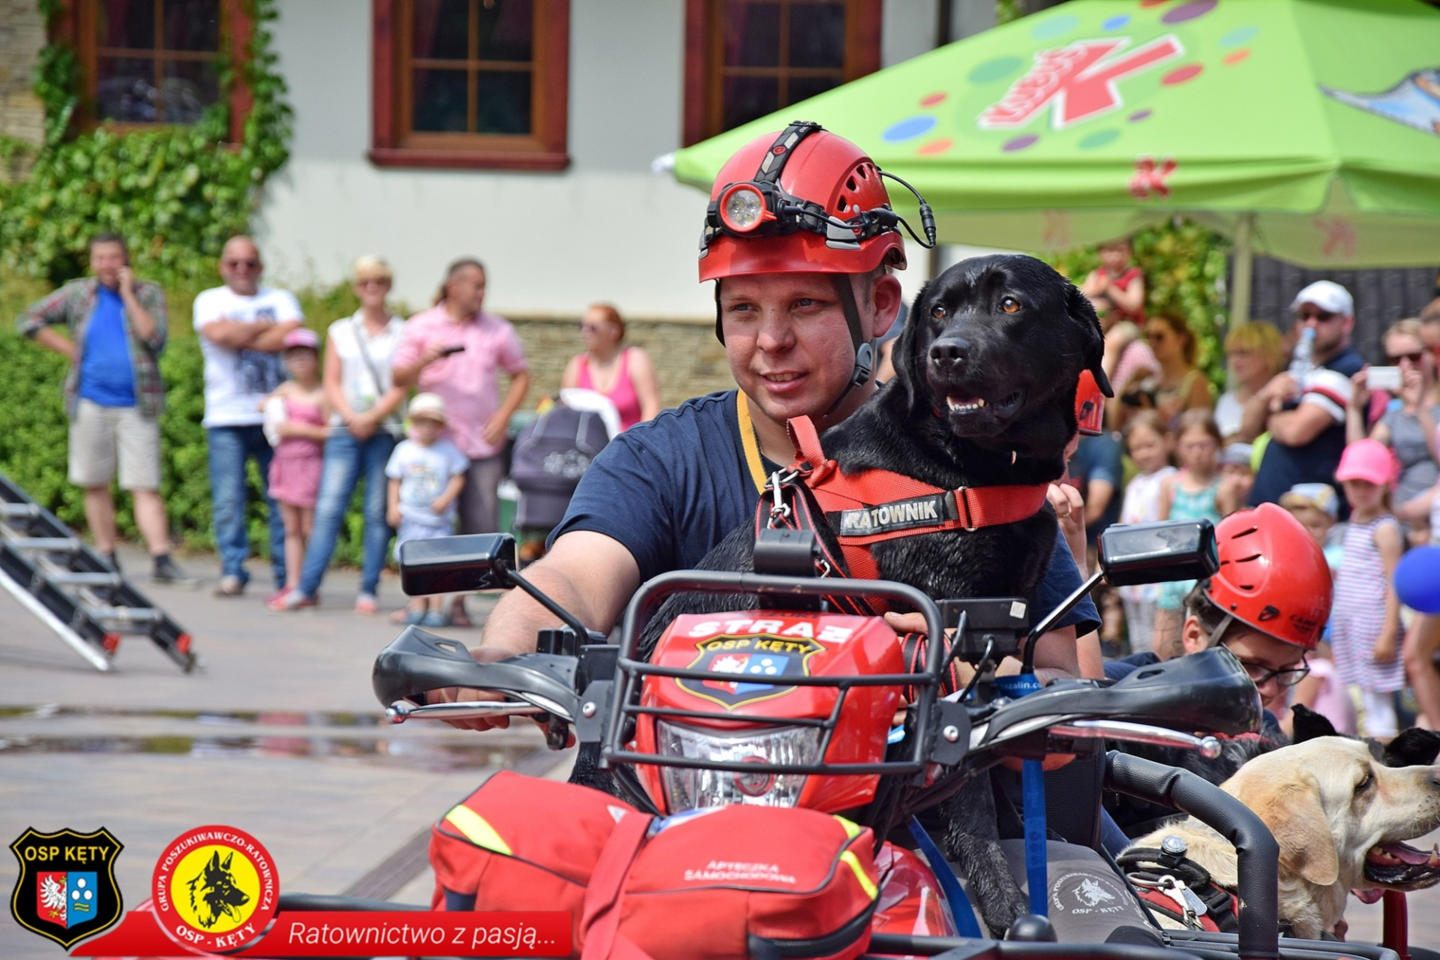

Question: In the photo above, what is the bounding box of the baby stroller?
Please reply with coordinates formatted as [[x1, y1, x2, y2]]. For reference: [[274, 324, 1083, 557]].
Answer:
[[509, 388, 616, 563]]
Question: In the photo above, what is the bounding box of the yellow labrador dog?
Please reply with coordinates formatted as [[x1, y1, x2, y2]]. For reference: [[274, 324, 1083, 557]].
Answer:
[[1130, 736, 1440, 940]]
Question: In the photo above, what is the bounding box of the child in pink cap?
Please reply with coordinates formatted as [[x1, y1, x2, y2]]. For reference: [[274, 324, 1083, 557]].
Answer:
[[263, 327, 330, 610], [1330, 438, 1405, 736]]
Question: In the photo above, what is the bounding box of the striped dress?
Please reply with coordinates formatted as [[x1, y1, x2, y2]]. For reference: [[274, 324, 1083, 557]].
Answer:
[[1331, 514, 1405, 693]]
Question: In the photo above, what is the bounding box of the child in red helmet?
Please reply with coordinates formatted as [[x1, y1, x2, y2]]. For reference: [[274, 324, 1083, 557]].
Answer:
[[1105, 502, 1333, 716]]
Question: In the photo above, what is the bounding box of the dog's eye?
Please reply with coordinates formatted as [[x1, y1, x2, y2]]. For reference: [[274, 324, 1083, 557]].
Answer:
[[1000, 296, 1022, 314], [1355, 771, 1374, 794], [930, 304, 948, 321]]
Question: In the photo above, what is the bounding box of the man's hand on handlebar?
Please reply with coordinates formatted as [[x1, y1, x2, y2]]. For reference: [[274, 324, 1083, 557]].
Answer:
[[425, 646, 525, 732]]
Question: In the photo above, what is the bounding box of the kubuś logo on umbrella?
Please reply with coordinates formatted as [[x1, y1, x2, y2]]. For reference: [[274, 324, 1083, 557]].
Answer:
[[151, 825, 278, 953], [9, 826, 124, 948]]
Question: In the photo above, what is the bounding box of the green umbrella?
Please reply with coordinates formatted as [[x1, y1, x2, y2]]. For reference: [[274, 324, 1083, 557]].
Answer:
[[672, 0, 1440, 319]]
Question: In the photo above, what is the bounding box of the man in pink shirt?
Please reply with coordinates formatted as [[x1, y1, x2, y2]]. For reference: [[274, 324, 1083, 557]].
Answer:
[[392, 258, 530, 579]]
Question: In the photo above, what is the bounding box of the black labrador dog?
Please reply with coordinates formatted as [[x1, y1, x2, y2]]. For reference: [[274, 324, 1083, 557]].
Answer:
[[579, 255, 1109, 935]]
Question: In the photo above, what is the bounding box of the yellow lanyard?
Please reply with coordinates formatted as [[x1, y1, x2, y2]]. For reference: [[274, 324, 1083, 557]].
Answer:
[[735, 392, 768, 497]]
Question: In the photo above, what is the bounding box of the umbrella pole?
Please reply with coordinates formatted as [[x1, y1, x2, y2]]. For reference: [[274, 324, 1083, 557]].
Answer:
[[1230, 212, 1255, 324]]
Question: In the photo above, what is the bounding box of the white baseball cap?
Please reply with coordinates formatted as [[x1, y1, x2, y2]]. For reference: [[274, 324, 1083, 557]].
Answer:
[[1289, 280, 1353, 318], [408, 392, 447, 423]]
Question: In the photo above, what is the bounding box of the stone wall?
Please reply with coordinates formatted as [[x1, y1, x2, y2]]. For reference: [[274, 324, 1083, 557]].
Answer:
[[0, 0, 46, 159], [509, 314, 733, 411]]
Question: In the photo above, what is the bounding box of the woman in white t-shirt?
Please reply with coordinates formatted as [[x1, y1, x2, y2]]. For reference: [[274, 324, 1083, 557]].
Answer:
[[279, 257, 407, 614], [1215, 321, 1285, 443]]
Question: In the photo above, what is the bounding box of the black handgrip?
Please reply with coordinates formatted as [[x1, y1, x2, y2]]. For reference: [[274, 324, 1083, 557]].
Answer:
[[978, 647, 1260, 746], [371, 625, 580, 716], [1106, 751, 1279, 960]]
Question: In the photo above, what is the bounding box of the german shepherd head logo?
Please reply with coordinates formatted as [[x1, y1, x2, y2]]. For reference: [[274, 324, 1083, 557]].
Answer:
[[187, 851, 250, 929]]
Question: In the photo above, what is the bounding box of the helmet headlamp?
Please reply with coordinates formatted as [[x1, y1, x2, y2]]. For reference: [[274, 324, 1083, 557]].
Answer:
[[718, 184, 771, 233]]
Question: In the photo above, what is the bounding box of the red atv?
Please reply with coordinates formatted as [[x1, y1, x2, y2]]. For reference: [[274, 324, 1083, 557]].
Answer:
[[367, 521, 1409, 960]]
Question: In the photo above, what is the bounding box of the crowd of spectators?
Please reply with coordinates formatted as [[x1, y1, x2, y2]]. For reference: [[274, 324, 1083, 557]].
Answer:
[[15, 229, 1440, 731], [1063, 240, 1440, 734], [16, 233, 662, 628]]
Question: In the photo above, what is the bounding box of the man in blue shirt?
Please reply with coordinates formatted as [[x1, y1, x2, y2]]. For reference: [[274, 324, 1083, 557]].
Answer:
[[17, 234, 192, 583]]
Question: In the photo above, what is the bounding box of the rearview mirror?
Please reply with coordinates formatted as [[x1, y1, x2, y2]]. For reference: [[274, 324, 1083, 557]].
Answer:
[[1099, 520, 1217, 587], [398, 534, 517, 596]]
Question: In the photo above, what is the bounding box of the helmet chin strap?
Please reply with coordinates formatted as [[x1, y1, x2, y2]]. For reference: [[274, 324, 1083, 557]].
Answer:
[[822, 273, 874, 418]]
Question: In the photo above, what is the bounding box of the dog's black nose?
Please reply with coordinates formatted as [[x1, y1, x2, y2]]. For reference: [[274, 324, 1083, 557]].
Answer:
[[929, 336, 970, 372]]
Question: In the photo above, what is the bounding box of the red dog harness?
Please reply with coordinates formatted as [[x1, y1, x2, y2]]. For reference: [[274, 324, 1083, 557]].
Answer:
[[768, 416, 1052, 581]]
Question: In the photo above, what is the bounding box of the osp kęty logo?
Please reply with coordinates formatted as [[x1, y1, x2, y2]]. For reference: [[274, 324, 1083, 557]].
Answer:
[[9, 826, 124, 948]]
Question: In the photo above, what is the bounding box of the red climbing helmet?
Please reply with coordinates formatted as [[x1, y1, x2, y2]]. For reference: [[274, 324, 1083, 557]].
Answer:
[[698, 122, 911, 282], [1200, 502, 1332, 651]]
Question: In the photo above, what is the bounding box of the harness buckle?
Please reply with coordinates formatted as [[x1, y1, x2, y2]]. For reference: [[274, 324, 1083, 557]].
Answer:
[[954, 488, 977, 532], [766, 469, 801, 528], [1157, 875, 1208, 928]]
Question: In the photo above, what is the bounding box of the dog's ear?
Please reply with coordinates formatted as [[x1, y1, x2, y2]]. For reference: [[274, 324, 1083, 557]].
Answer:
[[1291, 703, 1338, 743], [1242, 775, 1339, 887], [893, 281, 929, 411], [1066, 282, 1113, 397], [1385, 727, 1440, 767]]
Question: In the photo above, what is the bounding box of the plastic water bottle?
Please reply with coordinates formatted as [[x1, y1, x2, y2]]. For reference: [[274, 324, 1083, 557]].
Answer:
[[1289, 326, 1316, 390]]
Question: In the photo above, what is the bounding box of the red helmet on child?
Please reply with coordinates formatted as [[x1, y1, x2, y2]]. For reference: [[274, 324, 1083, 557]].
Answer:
[[1199, 503, 1332, 651]]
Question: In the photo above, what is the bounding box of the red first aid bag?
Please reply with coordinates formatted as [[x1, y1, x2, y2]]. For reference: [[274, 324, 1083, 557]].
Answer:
[[429, 771, 879, 960]]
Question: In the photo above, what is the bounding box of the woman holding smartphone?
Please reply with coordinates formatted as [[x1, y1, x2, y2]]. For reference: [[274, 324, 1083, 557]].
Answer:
[[1348, 318, 1439, 534]]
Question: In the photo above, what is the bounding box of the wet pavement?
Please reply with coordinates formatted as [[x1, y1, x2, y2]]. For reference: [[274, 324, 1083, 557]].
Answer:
[[0, 546, 572, 960]]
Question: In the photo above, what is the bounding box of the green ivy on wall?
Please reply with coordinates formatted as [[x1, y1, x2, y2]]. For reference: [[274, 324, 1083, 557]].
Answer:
[[1047, 219, 1231, 395], [0, 1, 308, 560], [1, 0, 293, 287]]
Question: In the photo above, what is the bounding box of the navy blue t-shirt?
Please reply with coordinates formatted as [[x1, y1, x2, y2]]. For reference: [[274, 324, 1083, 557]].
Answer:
[[553, 390, 1099, 636], [1069, 431, 1124, 547], [1249, 346, 1366, 510]]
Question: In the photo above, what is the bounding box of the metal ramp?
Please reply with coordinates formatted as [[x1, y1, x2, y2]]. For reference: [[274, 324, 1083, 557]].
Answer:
[[0, 471, 195, 672]]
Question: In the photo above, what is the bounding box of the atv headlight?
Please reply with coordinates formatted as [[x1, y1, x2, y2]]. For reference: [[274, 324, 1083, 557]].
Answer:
[[656, 722, 820, 812]]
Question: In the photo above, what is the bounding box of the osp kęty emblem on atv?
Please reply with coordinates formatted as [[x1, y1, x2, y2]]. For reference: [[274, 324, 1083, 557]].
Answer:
[[677, 634, 825, 709], [9, 826, 124, 948]]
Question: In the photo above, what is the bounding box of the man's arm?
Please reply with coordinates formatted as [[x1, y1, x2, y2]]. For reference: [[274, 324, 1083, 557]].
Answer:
[[479, 530, 640, 656], [390, 328, 439, 388], [199, 319, 265, 349], [30, 326, 78, 363], [250, 318, 303, 352], [1083, 477, 1115, 528], [17, 284, 76, 360], [1266, 402, 1337, 447], [121, 270, 165, 350], [483, 369, 531, 448]]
